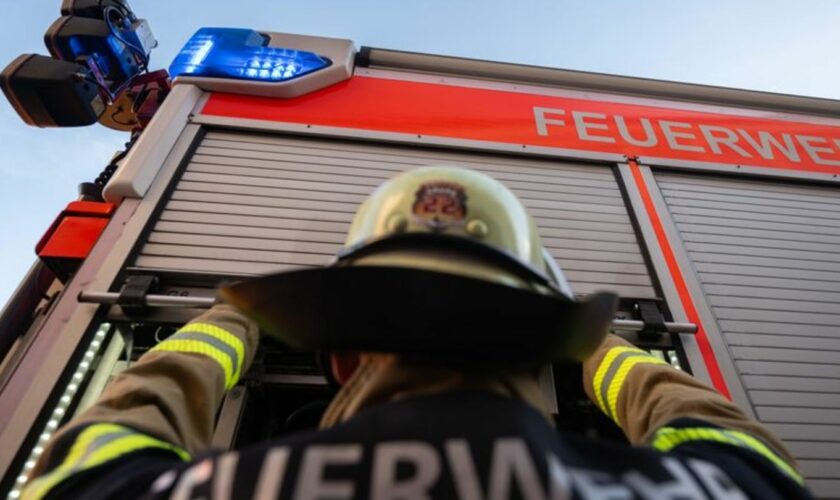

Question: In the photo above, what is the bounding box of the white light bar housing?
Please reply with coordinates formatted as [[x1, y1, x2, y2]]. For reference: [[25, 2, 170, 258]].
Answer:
[[172, 32, 355, 98]]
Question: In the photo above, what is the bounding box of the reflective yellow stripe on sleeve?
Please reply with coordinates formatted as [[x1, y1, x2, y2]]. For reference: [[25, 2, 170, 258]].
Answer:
[[592, 346, 669, 425], [651, 426, 804, 485], [592, 346, 641, 414], [606, 355, 668, 421], [151, 322, 245, 389], [22, 423, 190, 500]]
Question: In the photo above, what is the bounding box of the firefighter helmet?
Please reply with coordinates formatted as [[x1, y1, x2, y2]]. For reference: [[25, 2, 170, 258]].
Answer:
[[339, 166, 572, 297], [221, 166, 617, 363]]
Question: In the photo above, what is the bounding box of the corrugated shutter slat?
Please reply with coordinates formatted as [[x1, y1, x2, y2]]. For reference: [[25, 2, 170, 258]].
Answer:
[[135, 132, 656, 299], [654, 170, 840, 490]]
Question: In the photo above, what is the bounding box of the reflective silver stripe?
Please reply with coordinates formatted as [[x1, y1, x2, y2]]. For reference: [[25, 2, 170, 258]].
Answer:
[[599, 350, 649, 420], [171, 331, 239, 377], [77, 430, 135, 462]]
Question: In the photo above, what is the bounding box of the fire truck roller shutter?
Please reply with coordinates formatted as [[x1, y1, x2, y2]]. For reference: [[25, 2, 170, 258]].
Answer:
[[133, 130, 658, 300], [653, 170, 840, 497]]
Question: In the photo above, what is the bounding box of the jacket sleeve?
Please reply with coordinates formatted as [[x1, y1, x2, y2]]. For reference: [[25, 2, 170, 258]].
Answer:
[[22, 304, 259, 500], [582, 334, 803, 485]]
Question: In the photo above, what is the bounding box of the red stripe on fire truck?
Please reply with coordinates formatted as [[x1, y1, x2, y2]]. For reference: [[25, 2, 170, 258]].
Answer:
[[202, 75, 840, 175]]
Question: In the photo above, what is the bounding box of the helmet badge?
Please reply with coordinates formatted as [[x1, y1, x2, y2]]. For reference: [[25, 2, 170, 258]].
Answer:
[[412, 181, 468, 232]]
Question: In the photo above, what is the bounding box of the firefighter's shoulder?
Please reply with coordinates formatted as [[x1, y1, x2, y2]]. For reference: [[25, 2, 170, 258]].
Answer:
[[140, 392, 813, 499]]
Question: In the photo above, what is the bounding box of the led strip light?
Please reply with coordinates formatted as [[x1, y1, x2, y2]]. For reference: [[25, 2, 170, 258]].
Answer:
[[6, 323, 111, 500]]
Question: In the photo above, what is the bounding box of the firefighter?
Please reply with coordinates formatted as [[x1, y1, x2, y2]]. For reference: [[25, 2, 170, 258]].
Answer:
[[23, 167, 810, 499]]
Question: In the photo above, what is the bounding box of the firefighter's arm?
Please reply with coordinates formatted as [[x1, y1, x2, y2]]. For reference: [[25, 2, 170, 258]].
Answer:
[[582, 334, 803, 484], [22, 304, 259, 499]]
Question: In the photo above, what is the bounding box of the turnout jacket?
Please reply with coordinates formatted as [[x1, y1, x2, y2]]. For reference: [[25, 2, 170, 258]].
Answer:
[[23, 305, 811, 499]]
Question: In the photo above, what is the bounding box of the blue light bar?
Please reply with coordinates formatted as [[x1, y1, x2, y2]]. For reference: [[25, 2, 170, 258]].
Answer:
[[169, 28, 330, 82]]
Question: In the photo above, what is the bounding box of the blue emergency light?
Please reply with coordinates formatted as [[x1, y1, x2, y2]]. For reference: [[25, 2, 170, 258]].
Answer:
[[169, 28, 330, 82]]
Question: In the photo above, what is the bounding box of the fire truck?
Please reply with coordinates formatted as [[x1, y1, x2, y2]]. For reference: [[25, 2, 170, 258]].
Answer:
[[1, 3, 839, 497]]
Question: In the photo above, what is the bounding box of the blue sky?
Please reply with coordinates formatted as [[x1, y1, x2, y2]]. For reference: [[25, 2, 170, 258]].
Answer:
[[1, 0, 839, 305]]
